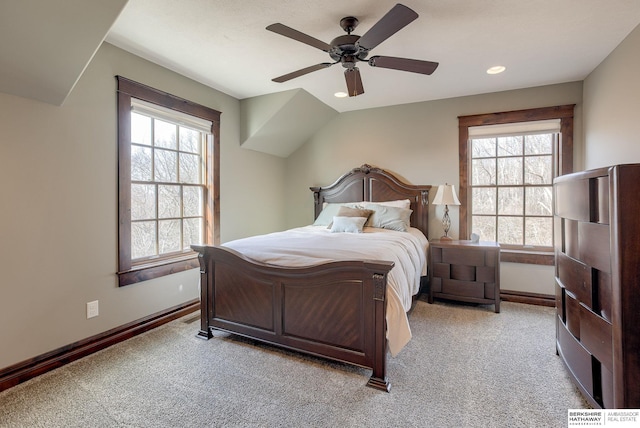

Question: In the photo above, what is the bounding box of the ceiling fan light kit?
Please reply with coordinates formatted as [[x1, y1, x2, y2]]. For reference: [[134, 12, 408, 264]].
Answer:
[[266, 3, 439, 97]]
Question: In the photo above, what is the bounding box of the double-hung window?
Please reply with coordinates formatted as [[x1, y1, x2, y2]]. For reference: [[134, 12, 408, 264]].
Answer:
[[458, 105, 574, 265], [116, 76, 220, 286]]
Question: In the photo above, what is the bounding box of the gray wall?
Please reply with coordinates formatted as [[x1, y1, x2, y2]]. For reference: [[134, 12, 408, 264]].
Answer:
[[285, 82, 584, 296], [583, 24, 640, 169], [0, 43, 285, 369]]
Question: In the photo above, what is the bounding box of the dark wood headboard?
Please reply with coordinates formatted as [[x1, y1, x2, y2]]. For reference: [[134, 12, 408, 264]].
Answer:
[[310, 164, 432, 238]]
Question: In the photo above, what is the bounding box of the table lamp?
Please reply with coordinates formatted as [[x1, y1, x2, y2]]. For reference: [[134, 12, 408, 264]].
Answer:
[[432, 183, 460, 240]]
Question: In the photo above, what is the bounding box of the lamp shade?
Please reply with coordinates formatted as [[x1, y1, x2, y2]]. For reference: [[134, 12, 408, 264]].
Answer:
[[432, 184, 461, 206]]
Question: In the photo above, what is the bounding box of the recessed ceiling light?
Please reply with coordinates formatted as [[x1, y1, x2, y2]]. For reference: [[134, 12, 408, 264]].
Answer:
[[334, 92, 348, 98], [487, 66, 506, 75]]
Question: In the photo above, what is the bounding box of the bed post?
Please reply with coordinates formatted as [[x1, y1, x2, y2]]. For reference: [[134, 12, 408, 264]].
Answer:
[[367, 272, 391, 392], [192, 246, 213, 340]]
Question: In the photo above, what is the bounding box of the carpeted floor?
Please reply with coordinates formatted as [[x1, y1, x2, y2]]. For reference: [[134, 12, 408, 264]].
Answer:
[[0, 299, 588, 427]]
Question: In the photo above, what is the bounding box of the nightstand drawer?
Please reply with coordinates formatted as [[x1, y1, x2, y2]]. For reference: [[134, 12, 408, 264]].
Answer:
[[476, 266, 495, 283], [451, 264, 475, 281], [442, 278, 485, 299], [433, 262, 450, 278], [442, 248, 485, 266]]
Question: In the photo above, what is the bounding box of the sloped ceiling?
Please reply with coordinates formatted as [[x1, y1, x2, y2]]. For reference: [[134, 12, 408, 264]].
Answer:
[[240, 89, 338, 158], [0, 0, 128, 106]]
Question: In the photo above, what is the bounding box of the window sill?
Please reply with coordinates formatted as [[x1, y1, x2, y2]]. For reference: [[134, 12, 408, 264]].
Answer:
[[500, 249, 554, 265], [118, 254, 200, 286]]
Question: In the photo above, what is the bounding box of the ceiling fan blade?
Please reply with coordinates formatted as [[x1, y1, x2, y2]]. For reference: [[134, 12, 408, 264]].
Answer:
[[357, 4, 418, 51], [272, 63, 334, 83], [345, 67, 364, 97], [369, 55, 439, 75], [266, 23, 331, 52]]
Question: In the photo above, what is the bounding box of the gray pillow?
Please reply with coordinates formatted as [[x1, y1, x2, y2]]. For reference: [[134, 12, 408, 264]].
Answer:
[[361, 203, 412, 232], [330, 216, 368, 233]]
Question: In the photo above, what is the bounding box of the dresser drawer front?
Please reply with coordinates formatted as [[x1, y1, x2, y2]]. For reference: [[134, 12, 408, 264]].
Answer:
[[601, 364, 614, 409], [558, 319, 593, 396], [579, 304, 613, 371], [555, 178, 590, 222], [565, 291, 581, 339], [557, 251, 592, 307], [578, 222, 611, 273]]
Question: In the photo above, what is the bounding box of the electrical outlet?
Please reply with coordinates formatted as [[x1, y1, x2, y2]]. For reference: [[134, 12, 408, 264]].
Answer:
[[87, 300, 99, 319]]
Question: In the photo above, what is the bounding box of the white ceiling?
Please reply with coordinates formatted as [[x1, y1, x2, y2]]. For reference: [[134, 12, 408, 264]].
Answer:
[[105, 0, 640, 112], [2, 1, 640, 112]]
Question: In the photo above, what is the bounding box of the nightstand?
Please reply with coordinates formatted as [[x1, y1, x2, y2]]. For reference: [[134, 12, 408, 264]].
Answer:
[[428, 240, 501, 313]]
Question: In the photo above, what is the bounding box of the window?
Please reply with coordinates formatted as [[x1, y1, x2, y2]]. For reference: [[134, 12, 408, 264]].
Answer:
[[117, 76, 220, 286], [458, 105, 574, 265]]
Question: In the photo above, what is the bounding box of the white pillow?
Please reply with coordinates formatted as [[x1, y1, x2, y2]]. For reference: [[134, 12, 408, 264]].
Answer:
[[373, 199, 411, 209], [360, 203, 412, 232], [330, 216, 368, 233]]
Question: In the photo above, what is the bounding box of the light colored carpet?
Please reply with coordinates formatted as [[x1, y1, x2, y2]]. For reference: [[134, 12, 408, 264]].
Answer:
[[0, 299, 588, 427]]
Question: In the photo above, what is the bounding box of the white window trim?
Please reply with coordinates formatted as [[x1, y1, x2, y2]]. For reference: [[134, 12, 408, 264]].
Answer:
[[131, 98, 213, 133], [468, 119, 561, 138]]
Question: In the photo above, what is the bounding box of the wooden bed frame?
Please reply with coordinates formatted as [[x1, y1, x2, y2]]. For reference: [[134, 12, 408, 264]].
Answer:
[[192, 165, 431, 391]]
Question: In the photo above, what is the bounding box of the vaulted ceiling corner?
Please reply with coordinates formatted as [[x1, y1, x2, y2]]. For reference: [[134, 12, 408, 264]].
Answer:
[[240, 89, 338, 158]]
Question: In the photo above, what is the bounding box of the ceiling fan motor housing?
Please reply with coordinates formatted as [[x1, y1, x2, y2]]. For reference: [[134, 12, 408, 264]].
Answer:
[[329, 34, 369, 67]]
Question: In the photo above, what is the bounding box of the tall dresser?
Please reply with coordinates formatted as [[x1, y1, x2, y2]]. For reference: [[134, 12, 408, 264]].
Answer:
[[554, 164, 640, 408]]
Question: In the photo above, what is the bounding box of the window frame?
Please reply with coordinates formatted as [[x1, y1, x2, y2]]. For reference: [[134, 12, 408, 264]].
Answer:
[[458, 105, 574, 265], [116, 76, 220, 286]]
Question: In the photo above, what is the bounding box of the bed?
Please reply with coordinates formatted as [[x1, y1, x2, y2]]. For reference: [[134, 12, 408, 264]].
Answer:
[[192, 164, 431, 391]]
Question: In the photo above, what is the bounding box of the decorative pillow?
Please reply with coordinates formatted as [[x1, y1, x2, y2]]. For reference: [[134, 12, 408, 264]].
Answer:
[[361, 203, 412, 232], [326, 206, 374, 228], [330, 216, 368, 233], [313, 202, 358, 226]]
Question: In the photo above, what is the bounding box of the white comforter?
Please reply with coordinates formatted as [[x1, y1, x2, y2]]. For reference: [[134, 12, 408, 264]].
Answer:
[[222, 225, 428, 356]]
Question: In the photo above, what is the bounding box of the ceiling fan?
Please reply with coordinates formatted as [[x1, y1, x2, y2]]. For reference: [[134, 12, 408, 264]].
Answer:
[[266, 3, 439, 97]]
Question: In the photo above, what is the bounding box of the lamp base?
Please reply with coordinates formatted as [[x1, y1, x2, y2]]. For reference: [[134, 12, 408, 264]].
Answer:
[[439, 235, 453, 241]]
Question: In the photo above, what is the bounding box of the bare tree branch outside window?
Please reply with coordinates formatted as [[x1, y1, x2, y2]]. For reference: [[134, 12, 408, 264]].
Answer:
[[130, 113, 206, 261], [470, 133, 554, 249]]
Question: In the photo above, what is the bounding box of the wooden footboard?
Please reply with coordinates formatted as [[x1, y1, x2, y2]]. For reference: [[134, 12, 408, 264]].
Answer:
[[192, 245, 394, 391]]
